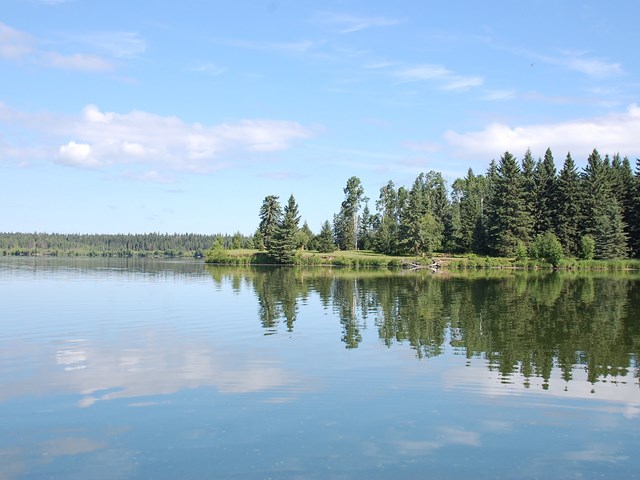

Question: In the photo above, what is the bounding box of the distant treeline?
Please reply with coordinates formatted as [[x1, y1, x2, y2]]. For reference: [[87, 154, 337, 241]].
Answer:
[[0, 232, 253, 257]]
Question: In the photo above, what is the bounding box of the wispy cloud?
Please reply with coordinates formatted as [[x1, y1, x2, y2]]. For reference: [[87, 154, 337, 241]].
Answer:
[[72, 31, 147, 59], [317, 12, 402, 33], [217, 38, 324, 55], [191, 63, 227, 76], [401, 141, 442, 153], [0, 22, 34, 59], [0, 103, 317, 177], [483, 89, 516, 101], [0, 21, 141, 72], [394, 63, 483, 91], [444, 103, 640, 160], [44, 52, 114, 72], [566, 56, 623, 79]]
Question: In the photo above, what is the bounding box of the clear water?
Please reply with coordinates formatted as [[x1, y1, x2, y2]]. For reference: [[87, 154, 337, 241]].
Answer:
[[1, 257, 638, 479]]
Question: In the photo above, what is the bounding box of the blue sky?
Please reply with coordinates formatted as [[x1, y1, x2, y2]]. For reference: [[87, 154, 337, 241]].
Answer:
[[1, 0, 639, 235]]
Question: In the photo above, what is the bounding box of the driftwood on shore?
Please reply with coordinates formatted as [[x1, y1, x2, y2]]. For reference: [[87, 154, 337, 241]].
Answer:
[[405, 261, 441, 272]]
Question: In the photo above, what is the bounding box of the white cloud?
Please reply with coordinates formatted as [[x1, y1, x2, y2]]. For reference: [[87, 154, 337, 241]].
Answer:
[[0, 21, 138, 73], [318, 12, 402, 33], [444, 103, 640, 161], [58, 141, 101, 168], [222, 38, 323, 55], [0, 22, 34, 59], [394, 64, 483, 91], [441, 76, 483, 91], [44, 52, 114, 72], [76, 31, 146, 59], [567, 57, 623, 79], [483, 89, 516, 101], [1, 103, 317, 177], [191, 63, 227, 76]]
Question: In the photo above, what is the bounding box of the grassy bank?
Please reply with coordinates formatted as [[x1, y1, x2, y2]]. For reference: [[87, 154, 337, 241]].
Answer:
[[437, 254, 640, 271], [204, 248, 429, 268], [205, 248, 640, 271]]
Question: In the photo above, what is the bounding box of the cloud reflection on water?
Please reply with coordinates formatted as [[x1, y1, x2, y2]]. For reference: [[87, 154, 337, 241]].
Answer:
[[1, 332, 307, 408]]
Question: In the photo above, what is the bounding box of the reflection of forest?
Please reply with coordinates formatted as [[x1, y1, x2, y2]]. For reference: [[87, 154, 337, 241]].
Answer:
[[207, 267, 640, 387]]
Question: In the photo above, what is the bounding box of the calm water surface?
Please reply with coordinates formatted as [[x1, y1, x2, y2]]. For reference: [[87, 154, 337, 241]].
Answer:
[[1, 257, 639, 479]]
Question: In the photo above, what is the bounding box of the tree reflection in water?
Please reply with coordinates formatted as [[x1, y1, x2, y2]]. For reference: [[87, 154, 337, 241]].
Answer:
[[207, 266, 640, 389]]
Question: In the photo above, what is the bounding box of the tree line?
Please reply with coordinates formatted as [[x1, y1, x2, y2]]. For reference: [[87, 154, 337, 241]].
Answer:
[[0, 232, 252, 257], [257, 148, 640, 263]]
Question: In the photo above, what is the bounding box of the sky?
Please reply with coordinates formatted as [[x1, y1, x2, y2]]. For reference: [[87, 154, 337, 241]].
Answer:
[[1, 0, 639, 235]]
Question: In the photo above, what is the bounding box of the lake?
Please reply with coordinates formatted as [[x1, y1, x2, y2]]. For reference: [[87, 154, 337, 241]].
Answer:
[[1, 257, 639, 479]]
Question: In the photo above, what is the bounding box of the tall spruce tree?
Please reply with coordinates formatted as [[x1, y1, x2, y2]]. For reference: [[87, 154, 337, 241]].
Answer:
[[334, 176, 366, 250], [373, 181, 401, 254], [582, 149, 628, 259], [533, 148, 557, 235], [427, 171, 451, 250], [611, 154, 635, 253], [357, 203, 374, 250], [315, 220, 336, 253], [399, 173, 443, 255], [452, 168, 488, 253], [521, 149, 537, 233], [270, 194, 300, 264], [631, 158, 640, 257], [486, 151, 532, 256], [554, 153, 582, 256], [258, 195, 282, 251]]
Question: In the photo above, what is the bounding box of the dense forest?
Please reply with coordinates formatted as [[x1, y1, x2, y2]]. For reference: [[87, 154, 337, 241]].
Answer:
[[257, 148, 640, 263]]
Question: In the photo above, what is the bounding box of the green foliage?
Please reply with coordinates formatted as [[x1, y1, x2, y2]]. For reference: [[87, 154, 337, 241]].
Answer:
[[258, 195, 282, 251], [514, 241, 528, 261], [581, 149, 628, 260], [334, 176, 366, 250], [579, 235, 596, 260], [314, 220, 336, 253], [555, 153, 582, 256], [529, 232, 564, 267], [486, 151, 533, 256], [0, 232, 231, 258], [269, 194, 300, 264]]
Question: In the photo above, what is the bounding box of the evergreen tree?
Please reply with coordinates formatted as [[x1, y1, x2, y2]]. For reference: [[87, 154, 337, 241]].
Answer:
[[334, 176, 366, 250], [372, 181, 401, 254], [533, 148, 557, 235], [486, 152, 532, 256], [582, 149, 628, 259], [357, 203, 374, 250], [521, 149, 537, 236], [611, 154, 635, 254], [270, 194, 300, 264], [427, 171, 452, 251], [452, 170, 487, 253], [315, 220, 336, 253], [630, 158, 640, 257], [295, 221, 314, 250], [258, 195, 282, 251], [554, 153, 582, 256], [475, 160, 498, 254], [399, 173, 445, 255]]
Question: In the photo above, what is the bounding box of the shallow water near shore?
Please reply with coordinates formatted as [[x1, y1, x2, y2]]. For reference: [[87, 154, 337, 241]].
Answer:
[[1, 257, 639, 479]]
